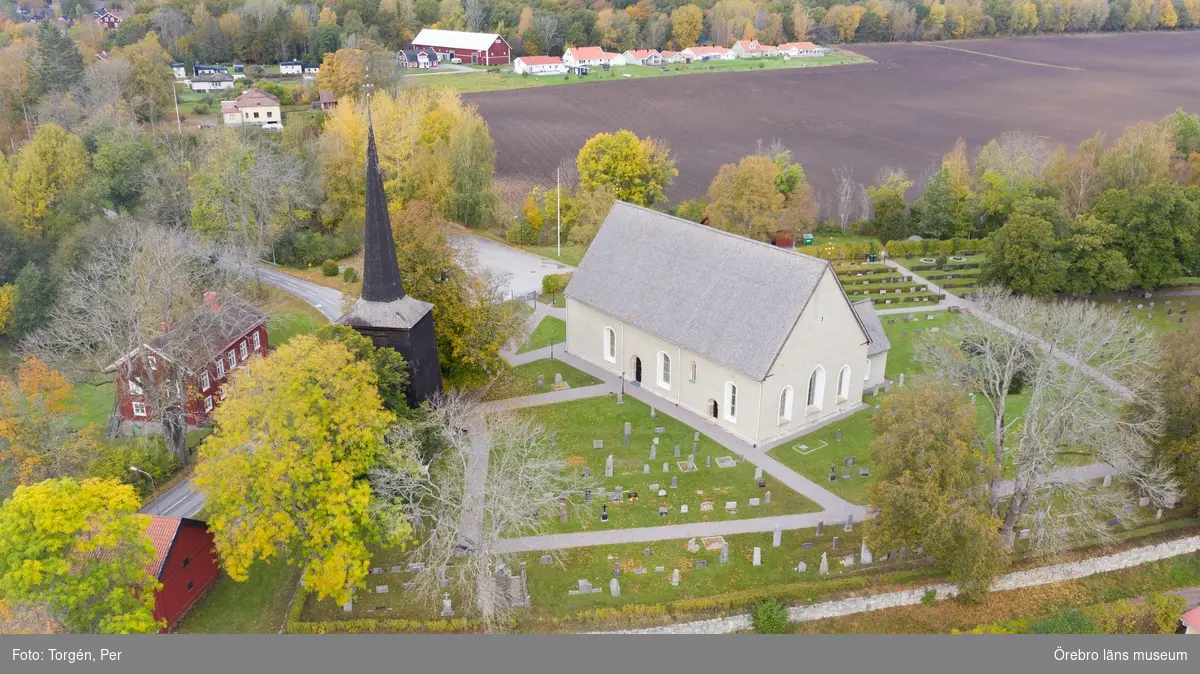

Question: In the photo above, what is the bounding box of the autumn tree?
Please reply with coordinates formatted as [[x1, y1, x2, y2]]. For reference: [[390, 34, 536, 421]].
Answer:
[[0, 357, 95, 486], [792, 4, 816, 39], [0, 478, 160, 633], [113, 32, 175, 123], [981, 213, 1066, 296], [704, 155, 784, 241], [973, 131, 1053, 232], [866, 168, 912, 242], [444, 114, 497, 228], [1046, 132, 1108, 216], [315, 324, 410, 414], [867, 381, 1007, 602], [195, 336, 397, 603], [5, 123, 89, 238], [576, 130, 676, 206], [670, 4, 704, 48], [1100, 121, 1173, 190]]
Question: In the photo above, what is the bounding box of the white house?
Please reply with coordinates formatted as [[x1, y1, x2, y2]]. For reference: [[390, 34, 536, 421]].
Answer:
[[189, 72, 235, 93], [172, 62, 186, 79], [680, 45, 734, 61], [660, 50, 683, 64], [777, 41, 831, 57], [565, 203, 889, 446], [303, 63, 320, 74], [513, 55, 567, 75], [731, 39, 776, 58], [221, 88, 282, 127], [562, 46, 607, 67], [621, 50, 661, 66], [279, 60, 303, 75]]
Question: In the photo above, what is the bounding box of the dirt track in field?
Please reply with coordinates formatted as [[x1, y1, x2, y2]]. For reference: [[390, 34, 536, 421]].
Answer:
[[468, 31, 1200, 204]]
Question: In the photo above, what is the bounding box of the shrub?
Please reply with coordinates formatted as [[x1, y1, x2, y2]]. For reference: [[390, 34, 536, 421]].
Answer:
[[751, 599, 790, 634], [321, 259, 339, 276], [541, 272, 571, 295], [191, 103, 210, 115], [342, 267, 359, 283], [505, 221, 539, 245], [921, 589, 938, 606], [275, 226, 361, 266], [87, 437, 182, 497], [1028, 609, 1101, 634]]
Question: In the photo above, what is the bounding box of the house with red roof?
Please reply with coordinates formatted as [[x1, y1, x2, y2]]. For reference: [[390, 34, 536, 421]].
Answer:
[[731, 39, 777, 58], [562, 46, 608, 67], [513, 55, 567, 75], [680, 45, 734, 62], [622, 49, 663, 66], [777, 41, 831, 58], [660, 50, 683, 64], [144, 517, 218, 631]]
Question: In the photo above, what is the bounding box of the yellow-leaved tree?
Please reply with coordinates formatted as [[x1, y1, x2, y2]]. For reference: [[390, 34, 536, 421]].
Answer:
[[0, 356, 96, 485], [194, 336, 399, 602], [576, 129, 676, 207], [6, 123, 88, 238]]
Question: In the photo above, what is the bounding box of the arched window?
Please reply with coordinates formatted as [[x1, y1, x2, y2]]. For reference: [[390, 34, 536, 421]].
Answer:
[[778, 385, 794, 423], [837, 365, 851, 401], [864, 358, 871, 381], [724, 382, 738, 422], [807, 366, 826, 412], [657, 352, 671, 389], [603, 327, 616, 363]]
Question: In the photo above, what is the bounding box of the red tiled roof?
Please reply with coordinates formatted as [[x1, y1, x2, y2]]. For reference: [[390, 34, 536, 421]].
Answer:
[[517, 56, 563, 65], [779, 41, 820, 50], [144, 516, 182, 579], [661, 51, 679, 58], [627, 50, 657, 59], [221, 101, 238, 114], [1182, 606, 1200, 630], [234, 87, 279, 107], [686, 46, 729, 55], [566, 46, 605, 60]]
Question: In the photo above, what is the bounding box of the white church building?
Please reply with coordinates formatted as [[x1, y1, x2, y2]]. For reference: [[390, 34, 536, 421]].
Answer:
[[565, 202, 890, 446]]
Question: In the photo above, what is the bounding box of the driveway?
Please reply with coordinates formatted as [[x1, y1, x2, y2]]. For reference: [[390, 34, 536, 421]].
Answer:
[[452, 233, 574, 298], [252, 265, 344, 321]]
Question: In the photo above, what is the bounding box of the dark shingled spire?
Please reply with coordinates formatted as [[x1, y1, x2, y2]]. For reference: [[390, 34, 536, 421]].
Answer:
[[360, 118, 406, 303]]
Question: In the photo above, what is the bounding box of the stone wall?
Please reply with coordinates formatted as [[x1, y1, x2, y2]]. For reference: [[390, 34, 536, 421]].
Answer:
[[593, 535, 1200, 634]]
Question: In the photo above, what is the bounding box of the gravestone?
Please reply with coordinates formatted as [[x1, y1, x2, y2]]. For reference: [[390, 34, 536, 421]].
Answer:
[[898, 373, 905, 387], [691, 443, 697, 455], [884, 381, 891, 394], [643, 547, 651, 557], [706, 456, 712, 468], [650, 406, 656, 419], [680, 504, 688, 513], [601, 504, 609, 522], [1156, 508, 1163, 521], [615, 486, 624, 501], [617, 391, 624, 404], [696, 560, 707, 569], [700, 501, 713, 512], [554, 373, 563, 386], [1106, 517, 1121, 526], [844, 456, 855, 468], [749, 498, 760, 507], [653, 437, 659, 445], [670, 476, 678, 489], [860, 541, 873, 564], [836, 428, 843, 443], [609, 578, 620, 597], [614, 563, 621, 577], [1102, 475, 1112, 488], [550, 432, 557, 447], [801, 543, 813, 551], [819, 552, 829, 575], [686, 538, 700, 553], [797, 562, 807, 573], [593, 440, 603, 449], [655, 566, 665, 573], [816, 520, 824, 536], [649, 483, 660, 491], [757, 478, 767, 489], [674, 444, 681, 457], [559, 502, 568, 524], [663, 462, 669, 472], [671, 569, 680, 586], [828, 466, 836, 482], [754, 467, 763, 480], [583, 467, 592, 479], [655, 427, 666, 435], [719, 542, 729, 564], [441, 593, 455, 617], [584, 488, 592, 504], [832, 536, 840, 551], [841, 473, 851, 480], [577, 579, 591, 593], [343, 599, 353, 612], [643, 464, 650, 474], [765, 490, 771, 504], [859, 468, 870, 477], [604, 454, 614, 477], [1139, 496, 1151, 507], [753, 547, 762, 566], [536, 375, 545, 388], [658, 506, 668, 517], [772, 524, 782, 547], [844, 513, 854, 532], [391, 566, 404, 573], [695, 431, 700, 442], [623, 422, 631, 446], [650, 446, 656, 460], [540, 555, 553, 565], [688, 456, 697, 472], [1017, 529, 1030, 540]]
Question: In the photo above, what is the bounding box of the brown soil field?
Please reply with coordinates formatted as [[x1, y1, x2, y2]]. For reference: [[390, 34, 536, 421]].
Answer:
[[468, 31, 1200, 204]]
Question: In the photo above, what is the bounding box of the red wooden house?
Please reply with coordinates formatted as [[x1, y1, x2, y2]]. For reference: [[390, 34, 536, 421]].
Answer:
[[115, 295, 268, 427], [95, 9, 123, 30], [411, 29, 510, 65], [144, 517, 219, 631]]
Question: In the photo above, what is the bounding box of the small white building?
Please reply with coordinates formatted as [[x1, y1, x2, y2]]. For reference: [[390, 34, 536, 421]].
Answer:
[[564, 203, 889, 446], [731, 39, 777, 58], [172, 62, 186, 79], [680, 45, 735, 62], [777, 41, 830, 58], [279, 60, 303, 75], [221, 88, 282, 127], [562, 46, 607, 67], [189, 72, 235, 93], [660, 50, 683, 64], [513, 55, 567, 75], [303, 63, 320, 75], [622, 50, 663, 66]]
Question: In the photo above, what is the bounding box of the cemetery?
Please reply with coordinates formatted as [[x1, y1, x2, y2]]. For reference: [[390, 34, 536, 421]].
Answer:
[[515, 396, 821, 532], [1095, 296, 1193, 338], [481, 359, 601, 401]]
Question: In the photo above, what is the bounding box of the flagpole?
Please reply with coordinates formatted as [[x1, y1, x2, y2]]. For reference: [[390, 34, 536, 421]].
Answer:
[[556, 166, 561, 257]]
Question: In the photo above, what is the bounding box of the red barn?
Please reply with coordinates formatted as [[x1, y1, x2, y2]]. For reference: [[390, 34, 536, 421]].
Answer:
[[411, 29, 510, 66], [114, 294, 268, 429], [145, 517, 219, 631]]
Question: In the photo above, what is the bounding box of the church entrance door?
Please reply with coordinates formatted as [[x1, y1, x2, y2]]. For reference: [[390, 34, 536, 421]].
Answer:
[[708, 399, 718, 418], [634, 357, 642, 383]]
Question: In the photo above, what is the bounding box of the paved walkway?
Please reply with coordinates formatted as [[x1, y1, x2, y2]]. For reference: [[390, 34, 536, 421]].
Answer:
[[992, 462, 1113, 498]]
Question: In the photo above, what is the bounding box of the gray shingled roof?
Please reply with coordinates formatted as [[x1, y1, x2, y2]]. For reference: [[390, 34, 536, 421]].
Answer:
[[566, 202, 856, 381], [853, 300, 891, 356]]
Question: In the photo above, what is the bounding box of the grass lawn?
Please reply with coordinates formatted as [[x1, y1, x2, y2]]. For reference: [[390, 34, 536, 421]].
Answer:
[[481, 359, 600, 401], [767, 404, 878, 504], [537, 293, 566, 308], [515, 396, 820, 534], [273, 251, 364, 296], [519, 316, 567, 354], [415, 53, 870, 95], [70, 380, 115, 431], [879, 309, 955, 379], [1095, 297, 1195, 339], [523, 244, 587, 267], [177, 558, 303, 634], [261, 290, 330, 349]]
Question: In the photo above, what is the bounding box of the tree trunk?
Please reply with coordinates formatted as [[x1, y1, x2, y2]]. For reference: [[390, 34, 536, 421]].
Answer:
[[162, 404, 189, 466]]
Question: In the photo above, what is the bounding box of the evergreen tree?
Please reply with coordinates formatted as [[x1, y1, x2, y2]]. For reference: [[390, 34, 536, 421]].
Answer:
[[33, 22, 84, 96]]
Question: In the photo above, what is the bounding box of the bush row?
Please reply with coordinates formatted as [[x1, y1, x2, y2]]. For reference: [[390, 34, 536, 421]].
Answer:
[[285, 584, 485, 634], [849, 292, 944, 306], [909, 261, 982, 272], [937, 277, 979, 289], [833, 262, 891, 274], [963, 593, 1186, 634], [840, 276, 914, 286], [275, 226, 361, 266]]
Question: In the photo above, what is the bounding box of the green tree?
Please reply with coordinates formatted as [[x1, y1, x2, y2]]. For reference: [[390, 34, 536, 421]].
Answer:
[[576, 130, 676, 207], [1155, 319, 1200, 512], [981, 213, 1066, 296], [315, 324, 410, 414], [444, 115, 497, 228], [91, 127, 154, 213], [115, 32, 175, 123], [1058, 215, 1134, 295], [522, 26, 547, 55], [8, 264, 56, 339], [33, 22, 84, 96], [0, 478, 160, 633], [866, 169, 913, 243], [914, 167, 959, 239], [194, 336, 397, 603], [1089, 181, 1200, 290], [867, 382, 1007, 602], [1162, 107, 1200, 156]]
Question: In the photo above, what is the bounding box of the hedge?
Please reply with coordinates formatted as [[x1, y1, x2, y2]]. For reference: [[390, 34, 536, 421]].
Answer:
[[833, 262, 891, 274], [909, 262, 982, 272], [963, 593, 1186, 635], [839, 275, 913, 286], [285, 584, 486, 634], [541, 272, 571, 295]]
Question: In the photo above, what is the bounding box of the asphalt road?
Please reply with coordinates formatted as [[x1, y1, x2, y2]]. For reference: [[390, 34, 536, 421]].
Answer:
[[452, 233, 574, 298], [253, 265, 345, 321], [140, 477, 206, 518]]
